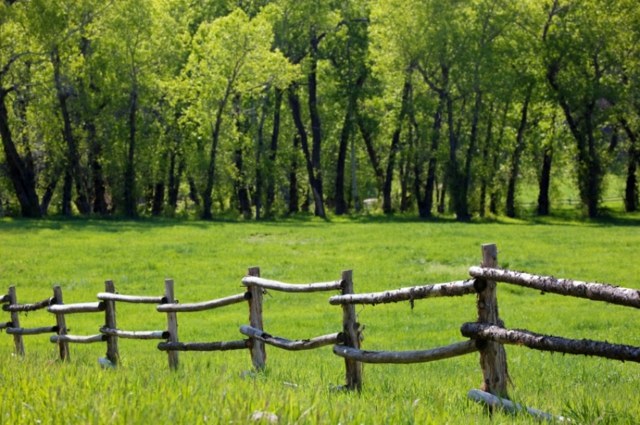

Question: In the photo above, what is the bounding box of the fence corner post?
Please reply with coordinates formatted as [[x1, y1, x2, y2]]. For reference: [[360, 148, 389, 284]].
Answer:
[[104, 280, 119, 366], [164, 279, 179, 370], [476, 243, 509, 398], [247, 266, 266, 371], [341, 269, 362, 391], [52, 286, 69, 361], [8, 286, 25, 357]]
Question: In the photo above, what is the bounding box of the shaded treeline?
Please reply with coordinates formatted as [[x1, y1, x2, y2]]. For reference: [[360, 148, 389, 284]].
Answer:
[[0, 0, 638, 220]]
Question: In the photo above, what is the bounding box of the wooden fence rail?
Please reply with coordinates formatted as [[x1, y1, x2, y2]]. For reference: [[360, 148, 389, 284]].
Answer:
[[2, 243, 638, 421], [469, 266, 640, 308]]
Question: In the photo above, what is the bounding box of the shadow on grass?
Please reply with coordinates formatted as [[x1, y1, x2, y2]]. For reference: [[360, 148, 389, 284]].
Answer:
[[1, 208, 638, 231]]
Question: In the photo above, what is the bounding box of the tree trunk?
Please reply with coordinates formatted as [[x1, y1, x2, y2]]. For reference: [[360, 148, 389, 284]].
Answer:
[[357, 112, 384, 195], [335, 75, 365, 215], [537, 144, 553, 216], [288, 85, 325, 217], [151, 181, 165, 216], [418, 90, 445, 218], [202, 81, 233, 220], [86, 120, 108, 215], [621, 119, 638, 212], [234, 148, 252, 219], [506, 84, 533, 218], [288, 135, 300, 214], [52, 47, 90, 216], [306, 30, 326, 218], [265, 88, 282, 217], [0, 89, 41, 218], [383, 72, 413, 214], [123, 82, 138, 218]]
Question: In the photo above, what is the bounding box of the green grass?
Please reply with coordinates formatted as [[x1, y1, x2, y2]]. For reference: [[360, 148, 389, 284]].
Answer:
[[0, 215, 639, 424]]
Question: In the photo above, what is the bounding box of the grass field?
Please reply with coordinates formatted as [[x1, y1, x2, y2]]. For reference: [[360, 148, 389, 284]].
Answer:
[[0, 213, 639, 424]]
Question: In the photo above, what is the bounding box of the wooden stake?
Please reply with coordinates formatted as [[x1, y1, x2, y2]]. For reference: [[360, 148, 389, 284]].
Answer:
[[104, 280, 119, 366], [340, 269, 362, 391], [247, 267, 266, 371], [476, 244, 509, 398], [52, 286, 69, 361], [164, 279, 179, 370], [8, 286, 24, 357]]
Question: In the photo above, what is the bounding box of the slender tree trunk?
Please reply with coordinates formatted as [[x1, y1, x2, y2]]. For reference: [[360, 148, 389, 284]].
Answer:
[[289, 135, 300, 214], [254, 95, 268, 221], [123, 82, 138, 218], [265, 88, 282, 217], [288, 85, 324, 216], [357, 112, 384, 195], [306, 30, 326, 218], [335, 75, 365, 215], [86, 120, 108, 215], [621, 119, 638, 212], [52, 47, 90, 216], [167, 143, 182, 211], [446, 89, 466, 220], [0, 89, 41, 218], [537, 144, 553, 215], [478, 103, 494, 218], [151, 178, 165, 216], [418, 91, 445, 218], [202, 80, 233, 220], [383, 72, 413, 214], [506, 84, 533, 218]]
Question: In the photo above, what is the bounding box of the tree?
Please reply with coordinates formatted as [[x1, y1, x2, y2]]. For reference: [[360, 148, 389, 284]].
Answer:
[[542, 0, 626, 217], [180, 7, 296, 220]]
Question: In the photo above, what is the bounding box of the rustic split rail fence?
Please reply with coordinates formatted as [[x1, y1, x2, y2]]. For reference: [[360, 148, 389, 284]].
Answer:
[[2, 243, 638, 420]]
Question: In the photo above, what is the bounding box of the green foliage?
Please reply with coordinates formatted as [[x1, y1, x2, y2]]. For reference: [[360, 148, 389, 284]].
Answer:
[[0, 0, 638, 220]]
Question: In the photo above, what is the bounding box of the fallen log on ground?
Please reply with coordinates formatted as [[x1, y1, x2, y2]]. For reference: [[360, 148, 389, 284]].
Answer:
[[468, 389, 569, 422]]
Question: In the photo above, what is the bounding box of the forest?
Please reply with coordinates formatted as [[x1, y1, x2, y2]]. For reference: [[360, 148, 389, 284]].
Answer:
[[1, 0, 638, 220]]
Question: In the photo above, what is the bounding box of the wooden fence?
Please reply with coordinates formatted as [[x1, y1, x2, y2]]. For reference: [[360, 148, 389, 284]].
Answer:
[[2, 243, 638, 420]]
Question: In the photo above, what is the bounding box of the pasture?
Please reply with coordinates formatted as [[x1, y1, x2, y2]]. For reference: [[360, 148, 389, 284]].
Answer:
[[0, 214, 639, 424]]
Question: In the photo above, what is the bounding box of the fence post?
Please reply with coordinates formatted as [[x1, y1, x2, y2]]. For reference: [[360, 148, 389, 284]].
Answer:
[[8, 286, 25, 357], [340, 269, 362, 391], [475, 243, 509, 398], [247, 266, 266, 371], [52, 286, 70, 361], [164, 279, 179, 370], [104, 280, 119, 366]]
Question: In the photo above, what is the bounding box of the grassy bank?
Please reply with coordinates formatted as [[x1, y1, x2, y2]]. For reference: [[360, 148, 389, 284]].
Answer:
[[0, 216, 639, 424]]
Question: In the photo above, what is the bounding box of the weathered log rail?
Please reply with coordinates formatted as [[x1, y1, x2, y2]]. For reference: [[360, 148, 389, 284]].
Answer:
[[469, 266, 640, 308], [329, 279, 476, 306], [3, 296, 53, 312], [333, 340, 478, 364], [240, 325, 340, 351], [461, 323, 640, 363], [242, 276, 343, 293]]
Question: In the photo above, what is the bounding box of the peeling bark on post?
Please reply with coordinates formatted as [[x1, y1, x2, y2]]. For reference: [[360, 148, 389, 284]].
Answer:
[[475, 244, 509, 398], [104, 280, 119, 366], [340, 269, 362, 391], [164, 279, 179, 370], [8, 286, 24, 356], [247, 267, 266, 371], [52, 286, 69, 361]]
